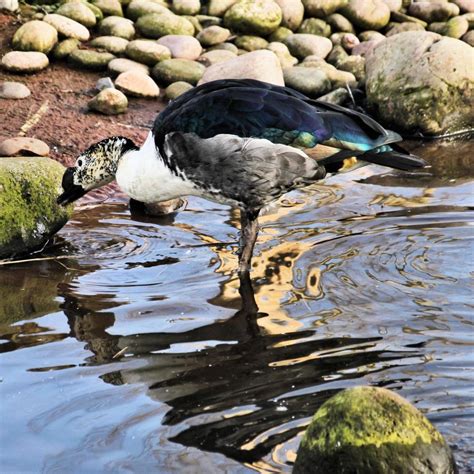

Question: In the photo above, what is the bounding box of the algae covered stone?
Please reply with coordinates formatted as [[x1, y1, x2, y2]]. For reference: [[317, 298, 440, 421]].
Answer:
[[91, 0, 124, 17], [90, 36, 129, 54], [152, 58, 205, 84], [302, 0, 348, 18], [0, 157, 73, 259], [366, 31, 474, 135], [224, 0, 282, 36], [283, 67, 331, 97], [12, 20, 58, 54], [88, 87, 128, 114], [126, 39, 171, 65], [125, 0, 171, 21], [136, 12, 195, 38], [69, 49, 115, 69], [55, 2, 97, 27], [294, 386, 456, 474], [340, 0, 391, 30], [99, 16, 135, 39], [165, 80, 193, 99], [52, 38, 80, 59], [43, 13, 90, 41]]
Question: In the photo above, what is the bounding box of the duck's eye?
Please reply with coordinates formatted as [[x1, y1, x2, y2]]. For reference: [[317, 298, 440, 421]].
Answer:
[[77, 159, 83, 167]]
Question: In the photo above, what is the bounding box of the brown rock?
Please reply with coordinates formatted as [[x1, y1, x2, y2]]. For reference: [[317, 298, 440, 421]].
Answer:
[[0, 137, 49, 157], [115, 70, 160, 97]]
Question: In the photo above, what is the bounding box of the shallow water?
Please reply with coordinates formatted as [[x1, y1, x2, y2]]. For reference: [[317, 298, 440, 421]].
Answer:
[[1, 140, 473, 473]]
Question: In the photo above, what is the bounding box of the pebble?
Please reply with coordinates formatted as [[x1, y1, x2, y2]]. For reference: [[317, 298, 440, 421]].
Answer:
[[157, 35, 202, 60], [91, 0, 124, 17], [235, 35, 269, 51], [196, 25, 231, 46], [136, 12, 195, 38], [108, 57, 151, 75], [284, 34, 333, 59], [303, 0, 349, 18], [340, 0, 391, 30], [1, 51, 49, 73], [99, 16, 135, 39], [326, 12, 355, 33], [172, 0, 200, 15], [69, 49, 116, 70], [12, 20, 58, 54], [165, 81, 194, 100], [199, 50, 285, 86], [51, 38, 80, 60], [126, 0, 172, 22], [198, 49, 236, 66], [88, 87, 128, 114], [115, 70, 160, 97], [96, 77, 115, 91], [43, 14, 90, 41], [0, 81, 31, 99], [126, 40, 171, 66], [55, 3, 97, 27], [267, 41, 298, 68], [0, 0, 18, 11], [274, 0, 304, 31], [283, 67, 332, 97], [90, 36, 130, 55], [152, 58, 206, 85], [0, 137, 49, 157], [298, 18, 331, 37], [208, 0, 238, 17], [408, 2, 460, 23]]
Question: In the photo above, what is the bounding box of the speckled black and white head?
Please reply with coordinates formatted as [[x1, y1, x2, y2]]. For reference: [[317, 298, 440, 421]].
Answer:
[[57, 136, 138, 205]]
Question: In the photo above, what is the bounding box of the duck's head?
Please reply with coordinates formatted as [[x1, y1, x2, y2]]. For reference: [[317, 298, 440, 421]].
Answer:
[[57, 136, 138, 206]]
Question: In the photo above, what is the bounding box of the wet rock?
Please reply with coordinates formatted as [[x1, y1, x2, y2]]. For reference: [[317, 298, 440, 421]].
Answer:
[[165, 81, 193, 99], [453, 0, 474, 13], [462, 29, 474, 46], [0, 81, 31, 100], [366, 31, 474, 135], [283, 67, 331, 97], [99, 16, 135, 39], [152, 58, 205, 84], [0, 157, 73, 259], [267, 41, 298, 68], [340, 0, 391, 30], [336, 54, 365, 81], [196, 25, 231, 46], [69, 49, 115, 70], [12, 21, 58, 54], [126, 0, 171, 21], [108, 57, 150, 75], [172, 0, 200, 15], [208, 0, 238, 17], [0, 137, 49, 157], [317, 87, 350, 104], [88, 87, 128, 114], [429, 16, 469, 39], [298, 18, 331, 37], [302, 0, 348, 18], [56, 3, 97, 27], [224, 0, 282, 36], [199, 49, 284, 85], [326, 13, 355, 33], [386, 22, 426, 36], [235, 35, 268, 51], [1, 51, 49, 73], [208, 41, 239, 53], [293, 387, 456, 474], [91, 0, 124, 17], [95, 76, 115, 90], [115, 70, 160, 97], [137, 12, 195, 38], [90, 36, 129, 55], [51, 38, 80, 59], [284, 34, 332, 59], [408, 2, 460, 23], [0, 0, 18, 11], [198, 49, 236, 66], [157, 35, 202, 60], [125, 40, 171, 65], [274, 0, 304, 31], [268, 26, 293, 42], [43, 14, 90, 41]]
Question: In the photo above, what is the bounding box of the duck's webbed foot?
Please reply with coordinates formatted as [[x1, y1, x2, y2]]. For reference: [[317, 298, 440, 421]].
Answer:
[[238, 208, 260, 274]]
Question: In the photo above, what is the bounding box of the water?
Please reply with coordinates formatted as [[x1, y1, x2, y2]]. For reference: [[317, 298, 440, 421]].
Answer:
[[1, 141, 473, 473]]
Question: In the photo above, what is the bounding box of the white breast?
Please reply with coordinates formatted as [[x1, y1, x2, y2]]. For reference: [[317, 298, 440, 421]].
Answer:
[[115, 132, 198, 203]]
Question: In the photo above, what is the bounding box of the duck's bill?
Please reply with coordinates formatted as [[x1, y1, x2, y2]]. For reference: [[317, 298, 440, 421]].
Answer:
[[57, 167, 87, 206]]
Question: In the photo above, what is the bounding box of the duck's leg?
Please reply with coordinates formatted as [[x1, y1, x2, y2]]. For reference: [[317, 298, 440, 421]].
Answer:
[[238, 208, 260, 274]]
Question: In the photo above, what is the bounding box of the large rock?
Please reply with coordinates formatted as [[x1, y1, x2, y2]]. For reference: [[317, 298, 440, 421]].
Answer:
[[284, 34, 333, 59], [43, 14, 90, 41], [88, 87, 128, 114], [152, 58, 205, 84], [366, 31, 474, 135], [1, 51, 49, 73], [302, 0, 348, 18], [12, 21, 58, 54], [99, 16, 135, 39], [224, 0, 282, 36], [0, 157, 73, 259], [293, 387, 456, 474], [157, 35, 203, 59], [340, 0, 391, 30], [199, 49, 284, 85], [55, 3, 97, 27], [126, 40, 171, 65], [115, 70, 160, 97], [69, 49, 116, 70], [274, 0, 304, 31], [136, 13, 195, 38], [0, 137, 49, 156]]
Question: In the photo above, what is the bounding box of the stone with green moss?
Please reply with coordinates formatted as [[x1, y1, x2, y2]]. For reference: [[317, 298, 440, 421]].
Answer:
[[224, 0, 282, 36], [294, 386, 456, 474], [165, 81, 193, 100], [51, 38, 80, 59], [125, 0, 171, 21], [98, 15, 135, 39], [366, 31, 474, 135], [298, 18, 331, 37], [0, 157, 73, 259], [55, 2, 97, 27], [89, 35, 129, 54], [268, 26, 293, 42], [326, 13, 354, 33], [235, 35, 268, 51], [152, 58, 205, 84], [136, 12, 195, 38], [12, 20, 58, 54], [172, 0, 200, 15], [91, 0, 123, 17], [302, 0, 348, 18], [69, 49, 116, 69]]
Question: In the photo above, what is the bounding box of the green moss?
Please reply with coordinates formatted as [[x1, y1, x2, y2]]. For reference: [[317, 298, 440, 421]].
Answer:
[[0, 157, 73, 258]]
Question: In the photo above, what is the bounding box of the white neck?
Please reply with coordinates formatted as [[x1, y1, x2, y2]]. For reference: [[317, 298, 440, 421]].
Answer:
[[115, 132, 197, 203]]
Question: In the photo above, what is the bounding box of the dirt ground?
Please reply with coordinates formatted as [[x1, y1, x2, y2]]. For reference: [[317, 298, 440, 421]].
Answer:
[[1, 12, 167, 200]]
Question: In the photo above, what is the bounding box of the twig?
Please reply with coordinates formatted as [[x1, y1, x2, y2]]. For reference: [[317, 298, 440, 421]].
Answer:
[[112, 346, 129, 359], [0, 255, 78, 266], [18, 101, 50, 136]]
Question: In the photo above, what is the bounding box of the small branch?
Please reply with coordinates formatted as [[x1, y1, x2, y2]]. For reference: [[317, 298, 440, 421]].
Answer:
[[0, 255, 78, 266]]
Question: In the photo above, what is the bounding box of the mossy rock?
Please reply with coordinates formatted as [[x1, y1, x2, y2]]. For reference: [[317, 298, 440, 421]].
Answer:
[[0, 157, 73, 259], [152, 58, 205, 84], [91, 0, 123, 17], [69, 49, 116, 69], [294, 386, 456, 474], [89, 35, 129, 54], [136, 12, 195, 38], [224, 0, 282, 36], [165, 80, 193, 100], [125, 0, 171, 21], [12, 20, 58, 54], [298, 18, 331, 37], [55, 2, 97, 27], [268, 26, 293, 42], [98, 15, 135, 39], [234, 35, 268, 51], [51, 38, 80, 59], [125, 39, 171, 65]]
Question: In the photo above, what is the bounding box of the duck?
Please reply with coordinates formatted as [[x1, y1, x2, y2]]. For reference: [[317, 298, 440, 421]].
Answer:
[[57, 79, 425, 274]]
